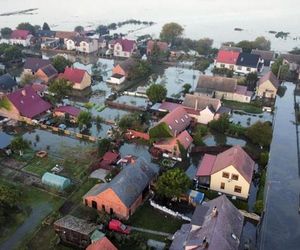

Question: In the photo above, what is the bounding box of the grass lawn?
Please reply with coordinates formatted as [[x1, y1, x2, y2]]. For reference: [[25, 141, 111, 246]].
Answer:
[[128, 202, 184, 234], [223, 100, 263, 114], [23, 156, 62, 177]]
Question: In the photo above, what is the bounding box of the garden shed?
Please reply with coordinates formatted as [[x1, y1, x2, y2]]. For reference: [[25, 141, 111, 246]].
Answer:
[[42, 172, 71, 190]]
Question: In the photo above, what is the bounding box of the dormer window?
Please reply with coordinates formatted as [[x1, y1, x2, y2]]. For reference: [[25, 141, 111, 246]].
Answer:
[[168, 125, 172, 130], [181, 118, 184, 123], [175, 119, 178, 123]]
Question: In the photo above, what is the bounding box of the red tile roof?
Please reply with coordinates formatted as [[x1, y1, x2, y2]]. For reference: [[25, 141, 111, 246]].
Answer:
[[197, 146, 255, 183], [54, 105, 81, 117], [86, 237, 117, 250], [59, 67, 87, 84], [7, 85, 51, 118], [258, 71, 280, 89], [158, 102, 181, 112], [196, 154, 217, 177], [10, 29, 30, 40], [176, 130, 193, 149], [216, 50, 240, 65], [115, 38, 136, 52], [159, 106, 191, 137], [102, 151, 120, 163]]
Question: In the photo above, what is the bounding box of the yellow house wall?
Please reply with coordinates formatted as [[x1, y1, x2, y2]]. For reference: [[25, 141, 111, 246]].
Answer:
[[257, 80, 277, 98], [72, 72, 91, 90]]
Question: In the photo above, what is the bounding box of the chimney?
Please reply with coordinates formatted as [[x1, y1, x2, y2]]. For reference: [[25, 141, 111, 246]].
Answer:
[[211, 206, 218, 217], [21, 89, 26, 96]]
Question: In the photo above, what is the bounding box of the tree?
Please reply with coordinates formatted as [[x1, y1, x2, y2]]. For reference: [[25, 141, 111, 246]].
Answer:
[[289, 47, 300, 55], [160, 22, 184, 44], [245, 121, 272, 147], [77, 111, 92, 130], [11, 136, 29, 155], [271, 57, 289, 80], [195, 57, 211, 72], [209, 114, 230, 133], [0, 184, 21, 209], [0, 44, 23, 62], [42, 22, 50, 31], [246, 72, 258, 91], [98, 138, 111, 157], [193, 125, 208, 146], [118, 113, 143, 131], [253, 36, 271, 51], [0, 27, 12, 39], [196, 38, 214, 56], [16, 22, 36, 35], [20, 73, 38, 86], [156, 168, 191, 199], [128, 60, 152, 80], [74, 26, 84, 33], [182, 83, 192, 94], [236, 40, 255, 53], [51, 55, 72, 73], [146, 84, 167, 103], [48, 78, 72, 101]]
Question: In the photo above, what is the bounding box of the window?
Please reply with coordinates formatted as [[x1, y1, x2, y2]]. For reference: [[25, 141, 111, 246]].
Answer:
[[234, 186, 242, 193], [237, 66, 242, 70], [92, 200, 97, 209], [232, 174, 239, 181], [220, 182, 225, 189], [246, 67, 251, 72], [175, 119, 179, 123], [222, 172, 230, 178], [168, 125, 172, 130], [220, 64, 225, 68]]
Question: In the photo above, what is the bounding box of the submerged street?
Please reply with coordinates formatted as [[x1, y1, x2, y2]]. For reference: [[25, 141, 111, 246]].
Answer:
[[259, 82, 300, 250]]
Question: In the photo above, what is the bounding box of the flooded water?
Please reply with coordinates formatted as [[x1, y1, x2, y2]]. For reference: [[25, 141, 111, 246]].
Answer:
[[231, 111, 273, 127], [259, 82, 300, 250], [203, 134, 247, 147], [1, 0, 299, 51]]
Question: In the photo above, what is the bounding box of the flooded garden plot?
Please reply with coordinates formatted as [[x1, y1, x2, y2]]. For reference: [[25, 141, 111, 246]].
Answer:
[[231, 111, 273, 127], [113, 95, 148, 109]]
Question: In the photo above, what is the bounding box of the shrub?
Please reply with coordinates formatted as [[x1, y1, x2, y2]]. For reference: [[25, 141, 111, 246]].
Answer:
[[259, 152, 269, 167], [254, 200, 264, 215], [209, 114, 230, 133], [149, 122, 173, 139]]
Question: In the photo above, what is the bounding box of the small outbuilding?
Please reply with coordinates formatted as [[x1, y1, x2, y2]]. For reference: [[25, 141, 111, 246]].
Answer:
[[42, 172, 71, 190]]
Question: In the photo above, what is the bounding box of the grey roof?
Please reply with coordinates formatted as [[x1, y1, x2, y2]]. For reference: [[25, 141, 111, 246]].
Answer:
[[0, 73, 17, 91], [85, 159, 159, 208], [196, 75, 237, 93], [39, 64, 58, 78], [54, 215, 97, 236], [171, 195, 244, 250], [183, 94, 220, 112], [251, 49, 275, 62], [118, 58, 137, 73], [236, 53, 260, 68], [0, 132, 12, 149], [24, 57, 51, 73], [281, 53, 300, 65]]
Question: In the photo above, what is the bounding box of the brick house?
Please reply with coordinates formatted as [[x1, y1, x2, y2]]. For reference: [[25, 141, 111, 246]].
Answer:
[[35, 64, 58, 83], [84, 159, 158, 220], [113, 38, 137, 58], [58, 67, 91, 90]]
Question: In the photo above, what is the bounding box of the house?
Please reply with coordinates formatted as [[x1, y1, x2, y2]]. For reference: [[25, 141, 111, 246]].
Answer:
[[214, 50, 240, 70], [0, 85, 51, 120], [256, 71, 280, 99], [235, 52, 263, 74], [9, 29, 32, 47], [53, 105, 81, 122], [23, 57, 51, 75], [108, 58, 138, 84], [195, 75, 253, 103], [147, 40, 169, 56], [86, 231, 117, 250], [280, 53, 300, 72], [196, 145, 255, 199], [153, 130, 193, 161], [59, 67, 91, 90], [36, 30, 56, 42], [182, 94, 222, 124], [98, 37, 107, 49], [0, 73, 18, 94], [55, 31, 79, 44], [31, 83, 48, 97], [92, 151, 120, 171], [35, 64, 58, 83], [84, 159, 158, 220], [66, 37, 99, 53], [54, 215, 98, 249], [170, 195, 244, 250], [113, 38, 137, 58], [251, 49, 275, 67]]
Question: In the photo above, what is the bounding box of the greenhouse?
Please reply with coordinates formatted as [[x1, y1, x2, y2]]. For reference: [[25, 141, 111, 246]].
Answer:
[[42, 172, 71, 190]]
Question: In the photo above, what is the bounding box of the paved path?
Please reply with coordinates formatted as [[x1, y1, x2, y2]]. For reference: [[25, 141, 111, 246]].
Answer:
[[131, 227, 172, 237]]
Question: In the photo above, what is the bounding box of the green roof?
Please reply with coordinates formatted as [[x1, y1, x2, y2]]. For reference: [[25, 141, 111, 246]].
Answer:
[[42, 172, 71, 190]]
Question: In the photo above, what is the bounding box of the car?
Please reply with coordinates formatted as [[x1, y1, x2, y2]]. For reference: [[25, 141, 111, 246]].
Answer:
[[108, 219, 131, 234]]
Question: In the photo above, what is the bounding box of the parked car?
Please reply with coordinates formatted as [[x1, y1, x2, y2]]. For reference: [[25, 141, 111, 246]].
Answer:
[[108, 219, 131, 234]]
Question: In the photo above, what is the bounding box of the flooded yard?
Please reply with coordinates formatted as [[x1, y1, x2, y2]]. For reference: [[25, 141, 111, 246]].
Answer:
[[231, 111, 273, 127]]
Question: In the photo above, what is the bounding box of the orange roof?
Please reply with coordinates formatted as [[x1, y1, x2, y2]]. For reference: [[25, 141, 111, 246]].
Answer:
[[59, 67, 87, 84], [216, 50, 240, 65], [86, 237, 117, 250]]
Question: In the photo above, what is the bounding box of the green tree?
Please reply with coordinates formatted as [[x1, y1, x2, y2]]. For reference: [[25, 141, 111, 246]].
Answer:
[[74, 26, 84, 33], [146, 84, 167, 103], [0, 44, 23, 62], [209, 114, 230, 133], [51, 55, 72, 73], [253, 36, 271, 51], [160, 22, 184, 44], [98, 138, 111, 157], [289, 47, 300, 55], [195, 57, 211, 72], [245, 121, 272, 147], [156, 168, 191, 199], [20, 73, 38, 86], [78, 111, 92, 130], [11, 136, 29, 155], [0, 27, 12, 39], [182, 83, 192, 94], [193, 125, 208, 146], [48, 78, 72, 101], [128, 60, 152, 80], [271, 57, 289, 80], [196, 38, 214, 55], [246, 72, 258, 91], [42, 22, 50, 30], [118, 113, 143, 131], [236, 40, 255, 53], [0, 184, 21, 208], [17, 22, 36, 35]]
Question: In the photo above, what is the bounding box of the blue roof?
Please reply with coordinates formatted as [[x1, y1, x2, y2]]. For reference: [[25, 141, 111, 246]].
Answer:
[[188, 190, 204, 204], [0, 132, 12, 149]]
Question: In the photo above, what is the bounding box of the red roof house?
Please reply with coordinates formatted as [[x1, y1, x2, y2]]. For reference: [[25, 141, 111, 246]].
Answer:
[[59, 67, 91, 90], [54, 105, 81, 119], [215, 50, 240, 67], [10, 29, 31, 40], [147, 40, 169, 55], [6, 85, 51, 119], [196, 145, 255, 199], [86, 236, 117, 250], [113, 38, 137, 58]]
